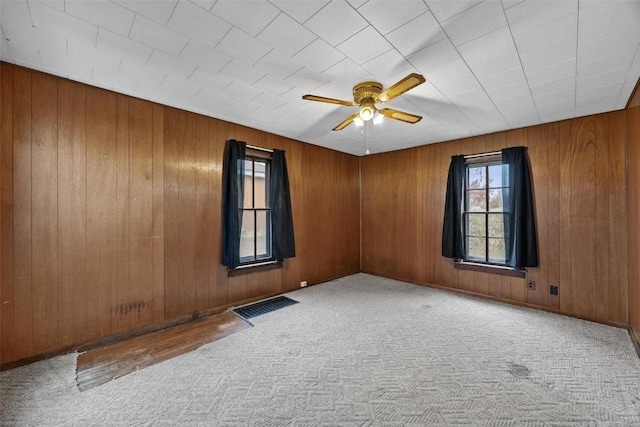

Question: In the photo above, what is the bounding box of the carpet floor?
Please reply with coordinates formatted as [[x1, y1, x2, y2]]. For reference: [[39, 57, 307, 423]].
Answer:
[[2, 273, 640, 426]]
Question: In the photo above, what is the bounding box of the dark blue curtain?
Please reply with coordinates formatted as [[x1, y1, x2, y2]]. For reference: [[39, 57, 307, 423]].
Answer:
[[222, 139, 246, 269], [442, 155, 466, 259], [270, 149, 296, 260], [502, 146, 538, 268]]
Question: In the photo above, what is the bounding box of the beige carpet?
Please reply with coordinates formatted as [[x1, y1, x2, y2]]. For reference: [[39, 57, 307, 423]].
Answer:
[[2, 273, 640, 425]]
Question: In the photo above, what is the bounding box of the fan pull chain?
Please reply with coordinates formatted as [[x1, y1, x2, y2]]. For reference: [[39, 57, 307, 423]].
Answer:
[[365, 121, 370, 155]]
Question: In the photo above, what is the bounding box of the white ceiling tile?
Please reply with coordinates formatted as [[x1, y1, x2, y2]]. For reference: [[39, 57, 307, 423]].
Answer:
[[576, 69, 627, 94], [188, 67, 232, 91], [579, 0, 640, 46], [408, 38, 472, 86], [520, 38, 576, 73], [361, 49, 413, 81], [512, 12, 577, 57], [529, 76, 575, 98], [179, 40, 232, 73], [426, 0, 482, 22], [458, 26, 520, 80], [386, 12, 445, 57], [92, 67, 138, 91], [578, 31, 640, 66], [285, 67, 330, 93], [487, 81, 531, 103], [30, 0, 98, 42], [254, 49, 304, 79], [68, 37, 121, 71], [252, 92, 286, 109], [436, 73, 482, 99], [294, 38, 345, 72], [251, 75, 295, 97], [216, 27, 272, 65], [447, 85, 492, 106], [223, 80, 263, 100], [211, 1, 280, 37], [97, 28, 153, 64], [2, 19, 67, 57], [304, 0, 368, 46], [134, 81, 175, 102], [119, 58, 166, 85], [114, 1, 178, 25], [129, 15, 189, 57], [442, 0, 507, 47], [190, 1, 215, 12], [219, 59, 266, 85], [1, 1, 31, 29], [346, 0, 368, 8], [524, 59, 575, 88], [197, 87, 233, 105], [66, 1, 135, 37], [37, 1, 64, 12], [269, 0, 330, 24], [1, 39, 41, 66], [357, 0, 428, 35], [576, 83, 624, 104], [532, 88, 575, 108], [160, 74, 203, 96], [505, 0, 577, 36], [501, 0, 525, 10], [224, 96, 261, 113], [337, 26, 392, 65], [322, 58, 370, 84], [575, 95, 617, 116], [478, 67, 526, 92], [147, 49, 196, 79], [168, 1, 231, 49], [258, 13, 317, 56], [40, 51, 93, 80], [577, 50, 635, 80]]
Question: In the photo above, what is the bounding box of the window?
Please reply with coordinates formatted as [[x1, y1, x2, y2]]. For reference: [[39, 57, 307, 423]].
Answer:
[[239, 155, 272, 265], [464, 158, 508, 265]]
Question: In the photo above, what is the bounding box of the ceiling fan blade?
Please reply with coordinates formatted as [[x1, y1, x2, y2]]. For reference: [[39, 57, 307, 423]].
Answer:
[[302, 94, 355, 107], [332, 113, 360, 131], [378, 108, 423, 124], [376, 73, 426, 103]]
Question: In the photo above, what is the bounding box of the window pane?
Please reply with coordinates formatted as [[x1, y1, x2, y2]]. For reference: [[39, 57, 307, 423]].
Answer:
[[256, 210, 270, 259], [243, 160, 253, 208], [240, 211, 255, 260], [467, 237, 486, 262], [254, 160, 267, 208], [488, 189, 503, 211], [467, 166, 485, 189], [488, 238, 506, 263], [488, 165, 502, 188], [467, 190, 486, 211], [488, 214, 504, 238], [466, 213, 486, 237]]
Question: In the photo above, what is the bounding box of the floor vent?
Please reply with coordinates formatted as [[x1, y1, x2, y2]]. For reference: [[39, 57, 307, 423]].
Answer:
[[232, 296, 298, 320]]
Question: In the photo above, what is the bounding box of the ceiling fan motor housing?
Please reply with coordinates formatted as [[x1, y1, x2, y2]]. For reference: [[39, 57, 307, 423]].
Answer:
[[353, 81, 383, 105]]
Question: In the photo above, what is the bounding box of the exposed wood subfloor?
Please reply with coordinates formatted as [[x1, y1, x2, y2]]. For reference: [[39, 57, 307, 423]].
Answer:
[[76, 312, 251, 391]]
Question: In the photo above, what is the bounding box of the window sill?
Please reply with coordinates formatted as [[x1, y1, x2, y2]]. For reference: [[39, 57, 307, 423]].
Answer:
[[454, 261, 525, 278], [228, 260, 282, 277]]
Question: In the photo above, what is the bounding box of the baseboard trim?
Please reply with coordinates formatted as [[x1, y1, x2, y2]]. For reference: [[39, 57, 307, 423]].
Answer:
[[363, 271, 629, 330]]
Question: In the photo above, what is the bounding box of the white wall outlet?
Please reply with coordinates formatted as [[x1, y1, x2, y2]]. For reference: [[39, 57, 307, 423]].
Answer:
[[300, 281, 308, 287]]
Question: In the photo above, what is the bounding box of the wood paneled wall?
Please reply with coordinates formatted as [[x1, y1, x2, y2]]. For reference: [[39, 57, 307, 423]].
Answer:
[[628, 105, 640, 343], [0, 63, 360, 365], [362, 111, 628, 326]]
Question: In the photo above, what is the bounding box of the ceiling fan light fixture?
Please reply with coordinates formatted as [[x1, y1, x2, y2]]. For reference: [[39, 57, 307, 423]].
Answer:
[[354, 116, 364, 127], [373, 112, 384, 125], [359, 104, 374, 121]]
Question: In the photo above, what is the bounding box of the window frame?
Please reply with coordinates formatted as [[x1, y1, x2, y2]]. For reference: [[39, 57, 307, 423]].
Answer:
[[238, 154, 274, 267], [462, 156, 508, 267]]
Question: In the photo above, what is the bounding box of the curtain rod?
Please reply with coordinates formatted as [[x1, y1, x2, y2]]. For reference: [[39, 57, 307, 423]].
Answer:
[[246, 144, 273, 153], [464, 150, 501, 159]]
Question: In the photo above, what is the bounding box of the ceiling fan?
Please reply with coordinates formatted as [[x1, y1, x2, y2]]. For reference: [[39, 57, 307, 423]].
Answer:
[[302, 73, 426, 131]]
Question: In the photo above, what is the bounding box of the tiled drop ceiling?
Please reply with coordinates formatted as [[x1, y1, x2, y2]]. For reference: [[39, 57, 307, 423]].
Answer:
[[1, 0, 639, 156]]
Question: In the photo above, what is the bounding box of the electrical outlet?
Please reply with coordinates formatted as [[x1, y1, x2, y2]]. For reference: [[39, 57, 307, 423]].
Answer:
[[550, 285, 558, 295], [300, 281, 308, 288], [527, 280, 535, 290]]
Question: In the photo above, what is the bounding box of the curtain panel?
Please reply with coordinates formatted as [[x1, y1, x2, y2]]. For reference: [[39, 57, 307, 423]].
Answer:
[[441, 155, 466, 259], [270, 149, 296, 260], [222, 139, 246, 269], [502, 146, 538, 268]]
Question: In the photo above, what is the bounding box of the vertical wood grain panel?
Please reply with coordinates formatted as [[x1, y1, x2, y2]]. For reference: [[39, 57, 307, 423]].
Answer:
[[1, 63, 14, 362], [546, 122, 561, 311], [208, 119, 227, 307], [12, 67, 33, 359], [195, 115, 211, 312], [180, 112, 197, 314], [58, 80, 87, 345], [31, 73, 59, 353], [129, 99, 154, 327], [152, 104, 164, 323], [86, 87, 117, 337], [558, 120, 572, 313], [628, 106, 640, 340], [115, 95, 131, 332], [594, 115, 610, 321]]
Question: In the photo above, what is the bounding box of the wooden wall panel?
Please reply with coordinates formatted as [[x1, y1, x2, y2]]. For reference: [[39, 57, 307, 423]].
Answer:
[[0, 64, 360, 365], [362, 111, 628, 326], [628, 106, 640, 343]]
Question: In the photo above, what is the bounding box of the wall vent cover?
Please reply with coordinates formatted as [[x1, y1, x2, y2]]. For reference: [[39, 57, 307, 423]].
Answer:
[[232, 296, 298, 320]]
